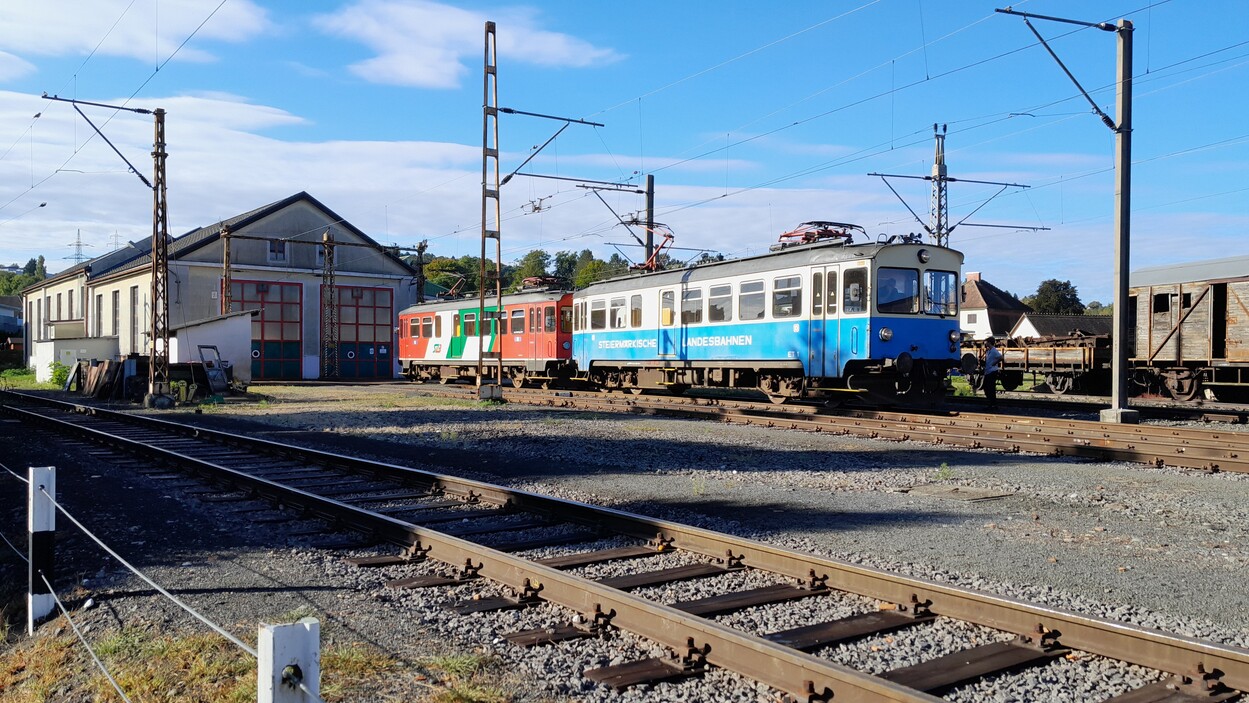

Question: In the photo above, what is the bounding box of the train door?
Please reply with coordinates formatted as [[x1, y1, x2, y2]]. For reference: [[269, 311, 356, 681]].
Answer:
[[840, 265, 869, 369], [809, 267, 841, 377], [659, 289, 677, 356]]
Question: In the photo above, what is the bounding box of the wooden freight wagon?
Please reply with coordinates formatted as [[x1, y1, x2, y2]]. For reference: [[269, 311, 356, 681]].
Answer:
[[1129, 255, 1249, 401]]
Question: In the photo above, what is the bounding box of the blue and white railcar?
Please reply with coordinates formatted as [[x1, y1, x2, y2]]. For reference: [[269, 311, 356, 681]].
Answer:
[[571, 229, 965, 403]]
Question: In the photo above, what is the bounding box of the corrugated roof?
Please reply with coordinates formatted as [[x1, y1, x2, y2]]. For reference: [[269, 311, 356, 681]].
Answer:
[[102, 191, 418, 279], [1131, 254, 1249, 288], [1015, 313, 1113, 338]]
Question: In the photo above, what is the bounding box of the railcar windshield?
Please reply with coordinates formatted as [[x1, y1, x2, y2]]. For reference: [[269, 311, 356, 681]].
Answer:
[[925, 270, 959, 316], [876, 267, 920, 314]]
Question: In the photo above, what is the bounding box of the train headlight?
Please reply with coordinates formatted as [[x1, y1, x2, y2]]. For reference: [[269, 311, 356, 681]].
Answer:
[[917, 248, 930, 263], [878, 327, 893, 342], [948, 330, 960, 343]]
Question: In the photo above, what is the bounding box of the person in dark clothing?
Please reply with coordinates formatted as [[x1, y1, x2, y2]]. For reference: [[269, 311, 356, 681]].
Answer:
[[983, 336, 1003, 410]]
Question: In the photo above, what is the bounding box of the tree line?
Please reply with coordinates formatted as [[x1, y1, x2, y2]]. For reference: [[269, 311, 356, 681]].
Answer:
[[408, 248, 725, 295], [1015, 279, 1111, 316], [0, 256, 47, 297]]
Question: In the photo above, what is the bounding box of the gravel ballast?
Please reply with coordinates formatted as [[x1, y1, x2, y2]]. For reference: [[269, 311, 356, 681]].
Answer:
[[2, 384, 1247, 702]]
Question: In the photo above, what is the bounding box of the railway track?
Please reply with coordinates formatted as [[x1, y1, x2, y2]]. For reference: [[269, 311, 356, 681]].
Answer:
[[2, 388, 1247, 702], [411, 384, 1249, 474]]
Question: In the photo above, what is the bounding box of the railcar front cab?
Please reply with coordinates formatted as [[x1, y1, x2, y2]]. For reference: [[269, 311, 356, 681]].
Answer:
[[848, 242, 965, 401]]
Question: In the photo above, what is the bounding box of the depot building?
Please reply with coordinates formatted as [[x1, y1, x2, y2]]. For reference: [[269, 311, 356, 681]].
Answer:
[[21, 192, 426, 384]]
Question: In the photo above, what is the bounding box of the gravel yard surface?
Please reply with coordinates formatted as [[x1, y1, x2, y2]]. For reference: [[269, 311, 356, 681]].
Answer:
[[3, 384, 1247, 702]]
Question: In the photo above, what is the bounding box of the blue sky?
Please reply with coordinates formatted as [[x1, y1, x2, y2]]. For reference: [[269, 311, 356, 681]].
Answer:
[[1, 0, 1247, 304]]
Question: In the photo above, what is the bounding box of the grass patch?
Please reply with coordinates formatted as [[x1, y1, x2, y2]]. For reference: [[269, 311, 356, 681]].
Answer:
[[0, 368, 57, 391], [0, 619, 407, 703], [422, 654, 509, 703]]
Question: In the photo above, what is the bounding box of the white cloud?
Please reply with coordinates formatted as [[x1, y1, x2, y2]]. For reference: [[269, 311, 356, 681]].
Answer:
[[313, 0, 622, 89], [0, 0, 271, 65], [0, 50, 35, 82]]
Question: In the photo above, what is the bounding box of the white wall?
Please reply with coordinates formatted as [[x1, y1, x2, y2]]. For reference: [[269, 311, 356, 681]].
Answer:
[[169, 313, 255, 384], [29, 338, 121, 382]]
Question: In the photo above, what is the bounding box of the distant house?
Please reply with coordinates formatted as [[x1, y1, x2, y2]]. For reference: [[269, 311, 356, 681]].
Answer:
[[0, 295, 22, 337], [1010, 313, 1113, 340], [960, 272, 1031, 340]]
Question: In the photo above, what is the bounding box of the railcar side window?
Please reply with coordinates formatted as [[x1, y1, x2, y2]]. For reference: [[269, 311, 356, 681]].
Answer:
[[812, 273, 823, 316], [924, 270, 958, 316], [590, 300, 607, 330], [544, 305, 556, 333], [709, 284, 732, 322], [530, 308, 537, 334], [435, 316, 442, 337], [630, 295, 643, 327], [464, 312, 477, 336], [843, 269, 867, 313], [682, 288, 703, 324], [610, 297, 627, 329], [661, 291, 675, 326], [739, 281, 765, 320], [827, 272, 838, 314], [772, 276, 801, 318], [422, 317, 433, 338], [510, 309, 525, 334], [408, 318, 419, 338], [453, 313, 461, 336], [876, 267, 919, 314], [560, 306, 572, 333]]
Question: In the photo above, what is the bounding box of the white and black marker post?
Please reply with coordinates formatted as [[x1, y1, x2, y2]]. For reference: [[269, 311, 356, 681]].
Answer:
[[27, 466, 56, 634], [258, 618, 321, 703]]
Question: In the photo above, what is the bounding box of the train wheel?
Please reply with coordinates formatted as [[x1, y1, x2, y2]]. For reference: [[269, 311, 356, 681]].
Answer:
[[766, 393, 790, 405], [1166, 372, 1201, 402], [512, 370, 529, 388], [628, 387, 645, 395], [967, 373, 984, 391], [1000, 371, 1023, 392], [1047, 374, 1073, 395]]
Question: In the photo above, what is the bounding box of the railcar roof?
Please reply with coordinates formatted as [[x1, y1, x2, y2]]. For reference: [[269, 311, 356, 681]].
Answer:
[[582, 240, 956, 295], [1131, 254, 1249, 288], [399, 289, 569, 314]]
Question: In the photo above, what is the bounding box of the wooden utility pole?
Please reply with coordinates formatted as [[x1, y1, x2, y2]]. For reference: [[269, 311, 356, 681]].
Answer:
[[220, 225, 232, 314]]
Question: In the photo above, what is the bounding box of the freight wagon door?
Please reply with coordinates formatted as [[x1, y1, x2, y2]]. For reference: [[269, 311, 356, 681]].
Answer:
[[809, 267, 840, 377], [1225, 282, 1249, 361]]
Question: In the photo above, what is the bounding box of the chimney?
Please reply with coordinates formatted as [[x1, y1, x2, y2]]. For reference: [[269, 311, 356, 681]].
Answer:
[[966, 271, 981, 282]]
